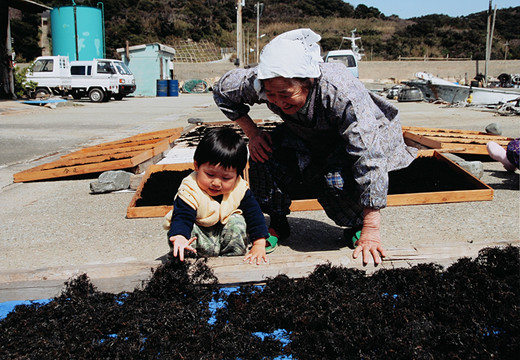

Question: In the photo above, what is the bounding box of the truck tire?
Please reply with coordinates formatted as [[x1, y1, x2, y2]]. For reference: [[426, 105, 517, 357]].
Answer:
[[113, 94, 124, 100], [34, 88, 51, 99], [88, 88, 104, 103]]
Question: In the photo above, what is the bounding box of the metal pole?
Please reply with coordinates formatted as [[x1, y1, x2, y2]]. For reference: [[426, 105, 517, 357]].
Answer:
[[73, 5, 79, 60], [484, 0, 491, 87], [256, 2, 259, 63], [236, 0, 243, 67]]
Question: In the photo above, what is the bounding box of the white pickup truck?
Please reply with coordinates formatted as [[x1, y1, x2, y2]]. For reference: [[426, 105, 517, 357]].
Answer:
[[324, 49, 359, 78], [26, 56, 136, 102]]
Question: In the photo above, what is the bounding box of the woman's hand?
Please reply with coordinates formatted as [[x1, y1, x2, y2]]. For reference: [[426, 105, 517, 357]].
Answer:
[[244, 238, 268, 265], [169, 235, 197, 261], [248, 130, 272, 162], [235, 116, 272, 163], [352, 208, 387, 265]]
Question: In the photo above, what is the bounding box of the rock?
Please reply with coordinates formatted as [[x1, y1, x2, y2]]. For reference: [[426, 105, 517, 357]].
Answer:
[[187, 117, 204, 125], [443, 153, 484, 179], [485, 123, 502, 135], [90, 170, 132, 194], [459, 161, 484, 179]]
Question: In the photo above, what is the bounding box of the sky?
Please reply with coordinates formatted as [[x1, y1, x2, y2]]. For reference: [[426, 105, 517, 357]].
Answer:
[[346, 0, 518, 19]]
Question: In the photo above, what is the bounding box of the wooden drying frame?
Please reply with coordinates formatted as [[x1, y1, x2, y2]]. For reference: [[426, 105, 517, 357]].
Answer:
[[13, 128, 183, 183], [402, 126, 512, 155], [1, 240, 513, 302], [127, 163, 194, 218], [126, 151, 494, 218]]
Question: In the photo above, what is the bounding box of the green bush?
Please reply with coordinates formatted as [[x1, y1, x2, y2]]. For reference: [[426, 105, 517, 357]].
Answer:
[[14, 66, 37, 99]]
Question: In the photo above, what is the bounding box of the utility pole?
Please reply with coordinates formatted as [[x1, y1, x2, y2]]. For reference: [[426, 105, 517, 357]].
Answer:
[[484, 0, 491, 87], [484, 0, 496, 87], [255, 2, 263, 63], [236, 0, 243, 67]]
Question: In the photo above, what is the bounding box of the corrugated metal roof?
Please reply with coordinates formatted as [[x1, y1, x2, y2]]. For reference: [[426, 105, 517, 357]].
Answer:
[[6, 0, 52, 12]]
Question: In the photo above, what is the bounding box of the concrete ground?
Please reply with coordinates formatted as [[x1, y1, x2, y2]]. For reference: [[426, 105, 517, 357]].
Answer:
[[0, 92, 518, 299]]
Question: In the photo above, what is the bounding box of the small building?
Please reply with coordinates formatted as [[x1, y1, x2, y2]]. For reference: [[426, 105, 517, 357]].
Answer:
[[1, 0, 51, 99], [117, 43, 175, 97]]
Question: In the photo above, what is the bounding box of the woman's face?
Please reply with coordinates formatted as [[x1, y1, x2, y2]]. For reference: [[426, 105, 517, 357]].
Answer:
[[263, 77, 310, 115]]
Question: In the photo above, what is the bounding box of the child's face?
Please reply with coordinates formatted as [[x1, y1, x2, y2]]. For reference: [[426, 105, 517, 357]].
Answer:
[[194, 162, 239, 197]]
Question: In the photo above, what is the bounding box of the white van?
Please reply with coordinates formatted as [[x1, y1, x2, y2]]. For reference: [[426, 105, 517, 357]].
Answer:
[[324, 50, 359, 78]]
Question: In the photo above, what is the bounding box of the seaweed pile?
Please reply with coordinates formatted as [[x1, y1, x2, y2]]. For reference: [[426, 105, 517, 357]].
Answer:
[[1, 246, 519, 359]]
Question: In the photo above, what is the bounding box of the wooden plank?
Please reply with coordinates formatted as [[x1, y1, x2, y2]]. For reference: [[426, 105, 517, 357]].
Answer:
[[402, 127, 512, 155], [403, 131, 444, 149], [290, 189, 493, 211], [1, 241, 514, 302], [72, 128, 183, 151], [404, 131, 511, 144], [207, 241, 516, 283], [127, 205, 172, 219], [13, 128, 184, 183], [14, 150, 154, 182], [401, 126, 486, 135], [62, 139, 171, 161], [64, 137, 176, 157], [34, 149, 155, 170]]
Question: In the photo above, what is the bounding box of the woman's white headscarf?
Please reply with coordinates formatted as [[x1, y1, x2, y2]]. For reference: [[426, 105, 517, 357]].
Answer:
[[257, 28, 323, 80]]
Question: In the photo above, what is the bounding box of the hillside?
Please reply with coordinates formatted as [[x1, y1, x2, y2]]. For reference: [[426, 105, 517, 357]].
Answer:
[[10, 0, 520, 62]]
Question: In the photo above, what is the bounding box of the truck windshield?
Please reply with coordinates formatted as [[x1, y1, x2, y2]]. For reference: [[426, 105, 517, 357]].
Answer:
[[327, 55, 356, 68], [114, 62, 133, 75], [32, 59, 54, 72], [97, 61, 115, 74]]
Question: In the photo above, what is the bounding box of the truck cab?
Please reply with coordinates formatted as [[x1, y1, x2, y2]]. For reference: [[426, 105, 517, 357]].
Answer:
[[324, 50, 359, 78], [69, 59, 136, 101], [69, 59, 120, 102], [111, 60, 136, 100]]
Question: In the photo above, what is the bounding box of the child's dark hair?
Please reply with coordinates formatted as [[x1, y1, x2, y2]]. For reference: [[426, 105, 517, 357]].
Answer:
[[194, 127, 247, 175]]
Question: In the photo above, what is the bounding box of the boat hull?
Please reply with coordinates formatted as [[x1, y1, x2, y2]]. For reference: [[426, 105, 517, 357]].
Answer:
[[407, 80, 520, 105]]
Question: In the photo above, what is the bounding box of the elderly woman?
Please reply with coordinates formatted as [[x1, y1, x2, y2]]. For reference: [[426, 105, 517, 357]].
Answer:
[[213, 29, 417, 265]]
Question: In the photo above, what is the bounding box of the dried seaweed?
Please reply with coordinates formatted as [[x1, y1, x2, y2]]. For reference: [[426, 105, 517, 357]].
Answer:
[[1, 247, 518, 359]]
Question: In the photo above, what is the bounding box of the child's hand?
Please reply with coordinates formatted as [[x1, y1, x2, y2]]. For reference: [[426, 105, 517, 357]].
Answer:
[[244, 238, 268, 265], [170, 235, 197, 261]]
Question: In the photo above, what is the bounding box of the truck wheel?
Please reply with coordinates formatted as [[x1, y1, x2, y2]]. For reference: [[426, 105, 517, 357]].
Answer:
[[72, 93, 82, 100], [113, 94, 124, 100], [34, 88, 51, 99], [88, 88, 104, 103]]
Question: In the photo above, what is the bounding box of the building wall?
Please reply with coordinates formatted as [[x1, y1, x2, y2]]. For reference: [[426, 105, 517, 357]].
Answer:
[[122, 44, 174, 97]]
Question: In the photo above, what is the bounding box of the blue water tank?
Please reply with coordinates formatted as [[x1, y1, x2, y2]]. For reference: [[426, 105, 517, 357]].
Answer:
[[51, 6, 105, 61]]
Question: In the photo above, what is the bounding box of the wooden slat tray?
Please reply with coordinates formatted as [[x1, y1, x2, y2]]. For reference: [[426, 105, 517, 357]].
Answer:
[[1, 241, 513, 302], [13, 128, 183, 183], [402, 126, 512, 155], [127, 163, 194, 218], [126, 151, 493, 218]]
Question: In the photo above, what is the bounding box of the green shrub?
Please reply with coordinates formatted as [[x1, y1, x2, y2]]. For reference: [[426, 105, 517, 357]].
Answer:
[[14, 66, 37, 99]]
